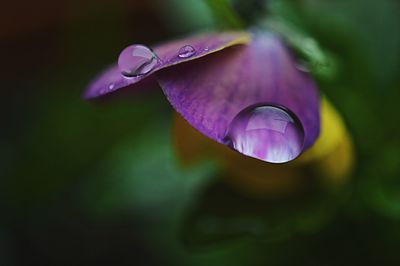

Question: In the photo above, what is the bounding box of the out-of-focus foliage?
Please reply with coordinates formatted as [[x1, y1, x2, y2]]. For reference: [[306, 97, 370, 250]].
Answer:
[[1, 0, 400, 265]]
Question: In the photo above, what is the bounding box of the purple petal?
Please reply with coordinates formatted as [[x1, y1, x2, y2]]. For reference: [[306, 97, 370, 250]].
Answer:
[[157, 32, 320, 163], [83, 32, 250, 99]]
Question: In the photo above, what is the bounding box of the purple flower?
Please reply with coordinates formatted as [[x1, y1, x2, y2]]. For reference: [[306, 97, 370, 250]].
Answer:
[[84, 31, 320, 164]]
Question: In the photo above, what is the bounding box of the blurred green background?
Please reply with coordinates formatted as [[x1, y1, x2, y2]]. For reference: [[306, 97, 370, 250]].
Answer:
[[1, 0, 400, 265]]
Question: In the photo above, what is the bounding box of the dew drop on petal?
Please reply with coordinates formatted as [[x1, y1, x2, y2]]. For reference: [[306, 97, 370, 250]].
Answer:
[[118, 44, 158, 78], [178, 45, 196, 58], [223, 104, 304, 163], [108, 83, 115, 91], [98, 88, 107, 95]]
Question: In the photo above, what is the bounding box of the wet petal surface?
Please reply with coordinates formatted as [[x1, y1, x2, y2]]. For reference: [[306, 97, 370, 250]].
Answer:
[[83, 32, 250, 99], [158, 32, 320, 163]]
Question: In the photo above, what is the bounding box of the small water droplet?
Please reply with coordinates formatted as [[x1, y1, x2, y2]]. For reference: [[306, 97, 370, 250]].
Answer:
[[178, 45, 196, 58], [204, 47, 210, 52], [108, 83, 115, 91], [223, 104, 304, 163], [98, 88, 107, 95], [118, 44, 158, 78]]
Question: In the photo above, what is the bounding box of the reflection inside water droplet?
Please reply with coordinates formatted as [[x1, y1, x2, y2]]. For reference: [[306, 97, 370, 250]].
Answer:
[[178, 45, 196, 58], [224, 104, 304, 163], [118, 44, 158, 77]]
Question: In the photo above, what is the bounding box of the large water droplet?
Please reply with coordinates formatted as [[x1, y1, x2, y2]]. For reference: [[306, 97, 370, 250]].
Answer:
[[118, 44, 158, 77], [224, 104, 304, 163], [178, 45, 196, 58]]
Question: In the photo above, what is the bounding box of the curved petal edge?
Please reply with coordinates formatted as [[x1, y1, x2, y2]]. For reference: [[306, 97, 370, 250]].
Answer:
[[83, 32, 251, 99]]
